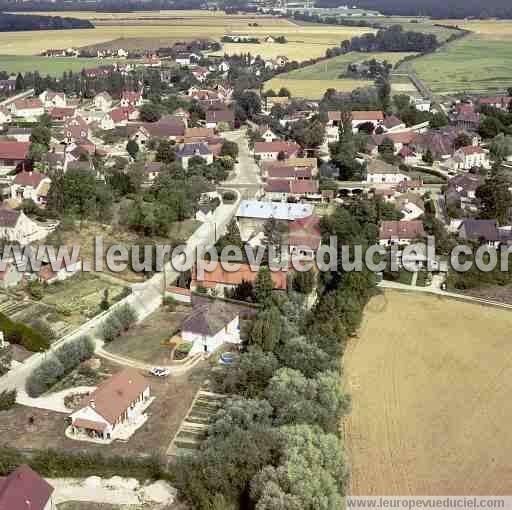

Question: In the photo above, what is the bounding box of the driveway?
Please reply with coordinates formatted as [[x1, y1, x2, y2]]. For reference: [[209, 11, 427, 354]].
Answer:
[[16, 386, 96, 413]]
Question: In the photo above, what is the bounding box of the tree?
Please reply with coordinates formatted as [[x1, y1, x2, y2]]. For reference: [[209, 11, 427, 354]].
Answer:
[[490, 133, 512, 162], [28, 143, 47, 162], [155, 139, 176, 164], [378, 137, 395, 161], [422, 148, 434, 165], [277, 150, 287, 161], [30, 126, 51, 147], [15, 73, 24, 92], [249, 306, 282, 352], [429, 112, 448, 129], [126, 139, 139, 159], [255, 266, 274, 307], [139, 102, 162, 123], [479, 116, 503, 139], [0, 346, 12, 376], [453, 132, 472, 150], [476, 170, 512, 224], [278, 87, 291, 97], [293, 269, 315, 295], [220, 140, 239, 159]]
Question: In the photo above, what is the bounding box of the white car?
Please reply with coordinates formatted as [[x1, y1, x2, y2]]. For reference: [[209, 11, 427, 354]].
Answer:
[[150, 367, 170, 377]]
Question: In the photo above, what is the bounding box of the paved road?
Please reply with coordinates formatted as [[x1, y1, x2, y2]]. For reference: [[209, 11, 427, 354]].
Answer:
[[0, 195, 241, 394], [221, 128, 262, 199]]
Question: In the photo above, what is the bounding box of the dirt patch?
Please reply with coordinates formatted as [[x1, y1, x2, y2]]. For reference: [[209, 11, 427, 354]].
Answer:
[[345, 289, 512, 495]]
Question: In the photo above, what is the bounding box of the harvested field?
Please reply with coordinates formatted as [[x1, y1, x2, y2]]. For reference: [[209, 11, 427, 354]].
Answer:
[[344, 290, 512, 495], [264, 77, 372, 99]]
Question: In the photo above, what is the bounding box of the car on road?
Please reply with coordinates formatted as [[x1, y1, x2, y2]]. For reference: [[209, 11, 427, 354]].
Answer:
[[150, 367, 170, 377]]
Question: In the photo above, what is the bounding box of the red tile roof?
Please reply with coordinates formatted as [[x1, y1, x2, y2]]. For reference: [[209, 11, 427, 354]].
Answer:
[[205, 109, 235, 124], [0, 141, 30, 161], [290, 180, 319, 194], [14, 99, 42, 110], [14, 171, 47, 187], [254, 141, 300, 155], [0, 464, 54, 510], [49, 107, 75, 119], [461, 145, 485, 155], [379, 220, 425, 240]]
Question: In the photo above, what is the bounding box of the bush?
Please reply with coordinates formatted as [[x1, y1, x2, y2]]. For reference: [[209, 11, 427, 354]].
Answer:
[[0, 389, 16, 411], [0, 312, 50, 352], [25, 336, 95, 397], [100, 315, 122, 342], [175, 341, 192, 356], [222, 190, 237, 203], [31, 320, 56, 342], [114, 303, 137, 331]]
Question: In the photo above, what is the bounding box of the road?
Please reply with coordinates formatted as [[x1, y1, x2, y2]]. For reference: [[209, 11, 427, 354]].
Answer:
[[0, 194, 241, 394], [221, 128, 262, 199]]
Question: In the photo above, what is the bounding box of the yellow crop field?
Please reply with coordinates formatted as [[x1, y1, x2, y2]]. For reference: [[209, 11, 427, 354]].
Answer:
[[438, 19, 512, 40], [0, 12, 373, 59], [264, 77, 372, 99], [344, 290, 512, 495]]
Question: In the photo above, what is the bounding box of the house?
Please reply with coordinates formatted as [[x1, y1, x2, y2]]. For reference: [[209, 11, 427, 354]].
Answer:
[[0, 206, 48, 244], [254, 141, 301, 161], [143, 55, 162, 68], [6, 127, 32, 143], [446, 173, 482, 212], [382, 115, 406, 132], [94, 92, 113, 112], [454, 145, 490, 171], [458, 219, 500, 247], [205, 109, 235, 130], [264, 179, 320, 201], [39, 90, 66, 108], [69, 368, 151, 441], [412, 128, 460, 161], [184, 127, 215, 141], [37, 258, 81, 284], [181, 300, 242, 355], [121, 90, 143, 108], [49, 107, 76, 122], [288, 214, 322, 259], [11, 171, 51, 205], [379, 220, 426, 246], [127, 125, 151, 148], [258, 125, 279, 143], [175, 52, 200, 66], [371, 131, 418, 155], [144, 161, 164, 181], [0, 464, 55, 510], [191, 66, 210, 82], [412, 97, 431, 112], [351, 111, 385, 133], [133, 117, 186, 141], [191, 261, 288, 296], [63, 116, 89, 143], [0, 107, 12, 126], [0, 141, 30, 171], [478, 96, 512, 111], [236, 199, 314, 241], [366, 160, 409, 185], [10, 99, 44, 120], [327, 111, 384, 138], [176, 142, 214, 170], [0, 79, 16, 94], [454, 104, 480, 131], [108, 106, 139, 127], [0, 262, 23, 289]]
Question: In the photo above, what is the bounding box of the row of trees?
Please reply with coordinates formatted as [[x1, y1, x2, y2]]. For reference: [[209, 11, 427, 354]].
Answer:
[[175, 201, 379, 509]]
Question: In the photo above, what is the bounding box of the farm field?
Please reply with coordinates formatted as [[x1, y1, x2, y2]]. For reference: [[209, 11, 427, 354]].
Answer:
[[408, 34, 512, 94], [344, 290, 512, 495], [264, 77, 372, 99], [264, 51, 414, 98], [0, 55, 123, 76], [0, 11, 373, 61]]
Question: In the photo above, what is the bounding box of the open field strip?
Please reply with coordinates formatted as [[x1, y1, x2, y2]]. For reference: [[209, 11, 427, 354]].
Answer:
[[264, 77, 372, 98], [264, 52, 414, 98], [344, 290, 512, 495], [407, 34, 512, 94]]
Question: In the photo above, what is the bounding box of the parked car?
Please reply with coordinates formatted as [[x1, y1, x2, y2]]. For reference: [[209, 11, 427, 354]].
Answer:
[[150, 367, 170, 377]]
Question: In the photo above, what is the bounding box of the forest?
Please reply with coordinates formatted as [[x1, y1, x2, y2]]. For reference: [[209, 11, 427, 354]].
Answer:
[[0, 13, 93, 31]]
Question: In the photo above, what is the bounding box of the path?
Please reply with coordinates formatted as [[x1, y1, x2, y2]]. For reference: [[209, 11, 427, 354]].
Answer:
[[379, 280, 512, 310], [16, 386, 96, 413], [0, 191, 242, 394]]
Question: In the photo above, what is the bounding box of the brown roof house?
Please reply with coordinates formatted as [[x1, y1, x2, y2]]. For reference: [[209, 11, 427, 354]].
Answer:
[[11, 171, 51, 206], [379, 220, 426, 246], [0, 141, 30, 171], [205, 109, 235, 130], [0, 464, 54, 510], [181, 299, 243, 355], [69, 368, 152, 443], [0, 206, 48, 245]]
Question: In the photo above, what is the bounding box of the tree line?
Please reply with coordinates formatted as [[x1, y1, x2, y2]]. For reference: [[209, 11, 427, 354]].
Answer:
[[0, 13, 93, 31]]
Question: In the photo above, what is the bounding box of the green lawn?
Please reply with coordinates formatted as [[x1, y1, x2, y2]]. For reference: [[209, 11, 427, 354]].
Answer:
[[104, 306, 190, 365], [0, 55, 123, 76], [408, 35, 512, 94]]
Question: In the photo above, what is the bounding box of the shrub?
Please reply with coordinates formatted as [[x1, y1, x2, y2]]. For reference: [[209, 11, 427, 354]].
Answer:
[[222, 190, 237, 203], [0, 312, 50, 352], [100, 314, 122, 342], [26, 355, 64, 397], [176, 342, 192, 355], [0, 389, 16, 411], [31, 320, 56, 342], [113, 303, 137, 331]]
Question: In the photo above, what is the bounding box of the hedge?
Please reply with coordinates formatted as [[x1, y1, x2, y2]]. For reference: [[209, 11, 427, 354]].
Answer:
[[0, 447, 173, 482], [0, 312, 49, 352], [25, 336, 95, 397]]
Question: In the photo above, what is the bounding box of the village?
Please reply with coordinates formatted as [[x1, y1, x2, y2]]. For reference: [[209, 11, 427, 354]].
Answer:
[[0, 9, 512, 509]]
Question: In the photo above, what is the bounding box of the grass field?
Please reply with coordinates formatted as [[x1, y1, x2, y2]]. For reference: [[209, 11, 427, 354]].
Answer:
[[344, 290, 512, 494], [0, 54, 124, 76], [264, 51, 414, 98], [264, 77, 372, 99], [407, 34, 512, 94]]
